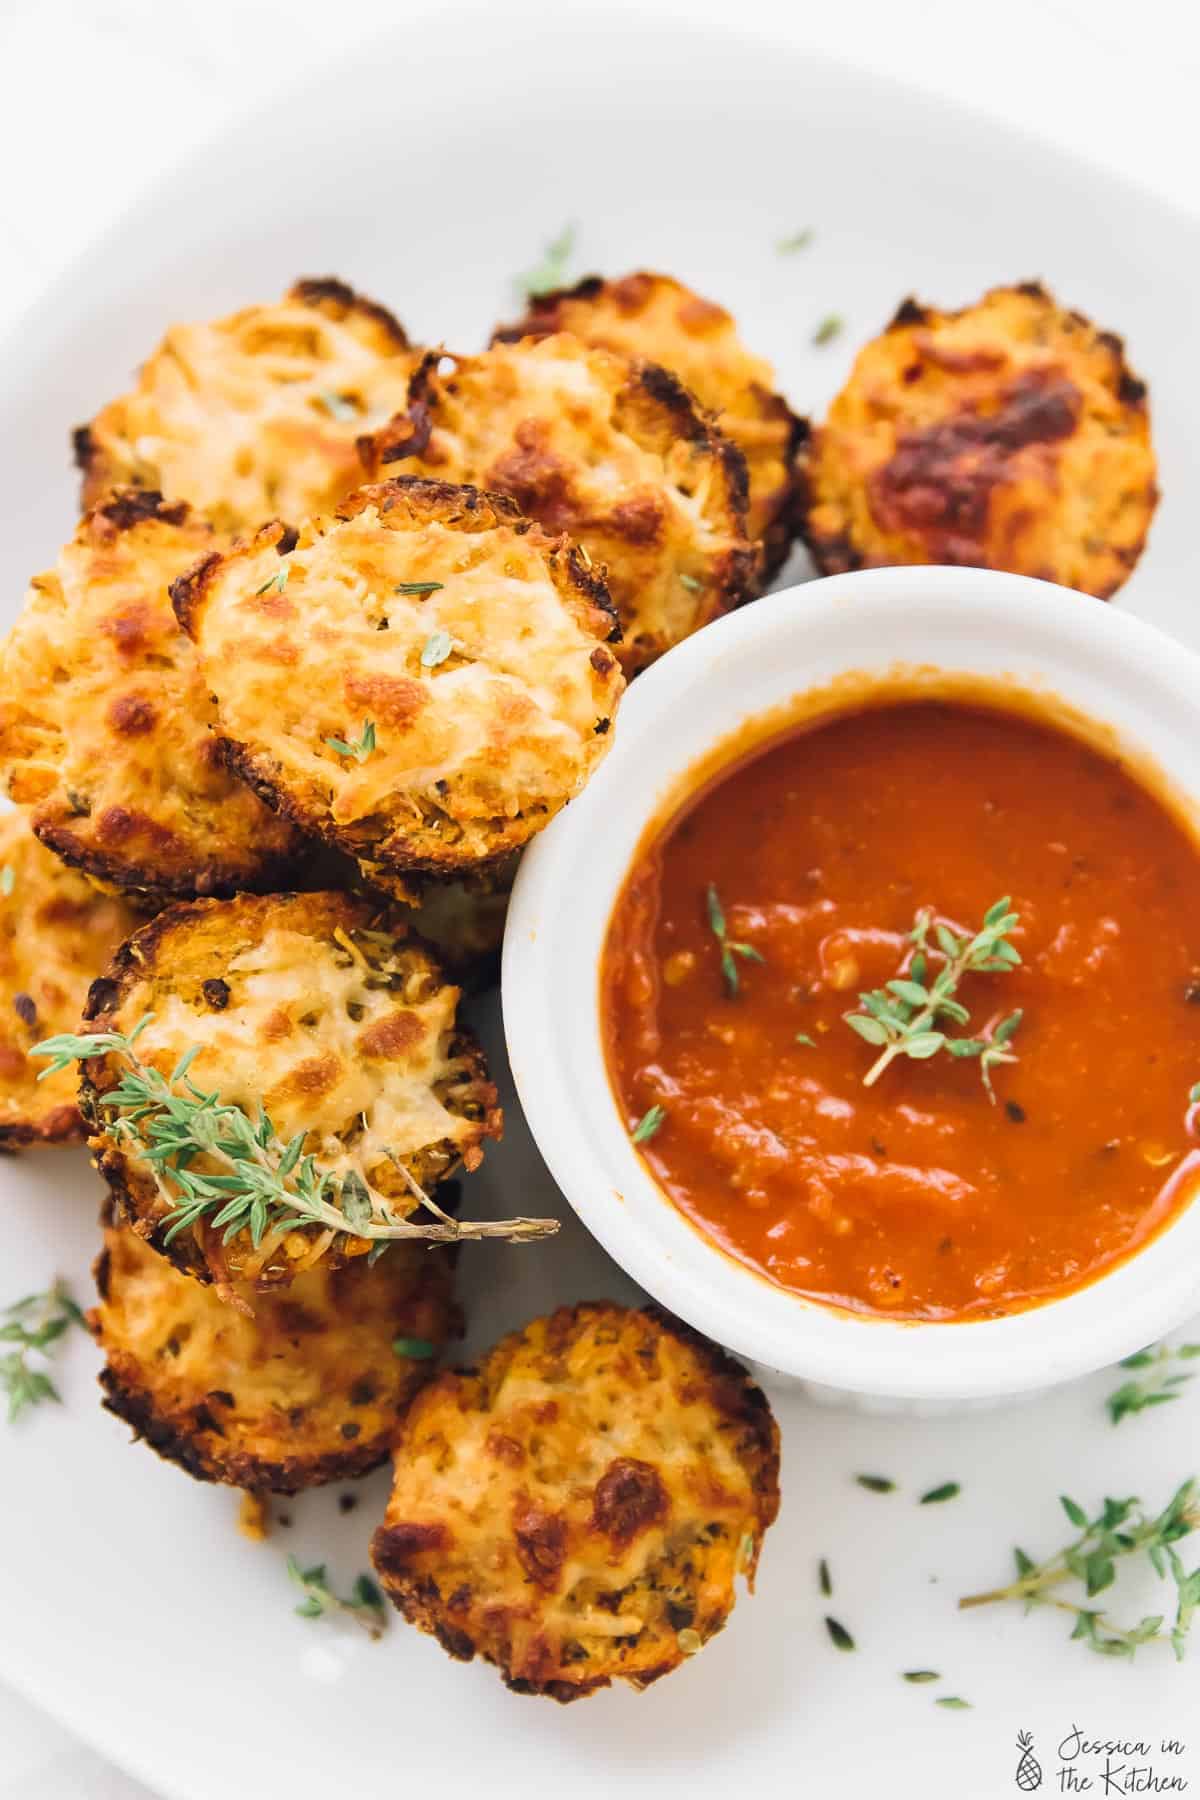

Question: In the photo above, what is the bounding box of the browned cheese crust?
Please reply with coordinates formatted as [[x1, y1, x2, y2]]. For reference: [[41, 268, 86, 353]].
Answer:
[[80, 890, 500, 1288], [799, 283, 1158, 597], [361, 337, 756, 673], [75, 279, 418, 537], [494, 271, 808, 580], [0, 810, 139, 1146], [0, 492, 303, 902], [91, 1218, 458, 1492], [371, 1302, 781, 1702], [171, 478, 624, 889]]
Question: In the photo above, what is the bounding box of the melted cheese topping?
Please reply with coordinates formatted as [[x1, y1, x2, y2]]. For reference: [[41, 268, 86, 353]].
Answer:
[[803, 284, 1158, 598], [180, 480, 624, 880], [365, 337, 755, 672], [0, 497, 299, 899], [0, 810, 138, 1142], [93, 1221, 456, 1487], [496, 272, 800, 555], [80, 283, 418, 536], [89, 891, 498, 1285], [372, 1304, 779, 1696]]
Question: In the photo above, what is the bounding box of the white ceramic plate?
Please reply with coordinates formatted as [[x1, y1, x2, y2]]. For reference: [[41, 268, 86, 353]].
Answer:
[[2, 8, 1199, 1798]]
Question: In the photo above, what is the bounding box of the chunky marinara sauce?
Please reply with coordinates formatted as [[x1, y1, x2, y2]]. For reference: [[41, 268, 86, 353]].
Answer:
[[601, 698, 1200, 1321]]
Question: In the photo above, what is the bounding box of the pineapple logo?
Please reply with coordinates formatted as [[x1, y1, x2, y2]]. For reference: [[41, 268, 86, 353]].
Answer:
[[1014, 1731, 1043, 1791]]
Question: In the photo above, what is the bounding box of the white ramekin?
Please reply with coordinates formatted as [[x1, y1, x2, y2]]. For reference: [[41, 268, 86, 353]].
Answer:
[[502, 567, 1200, 1407]]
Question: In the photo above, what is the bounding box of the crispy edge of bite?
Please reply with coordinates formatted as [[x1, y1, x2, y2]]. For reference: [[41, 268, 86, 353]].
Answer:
[[171, 477, 623, 886], [79, 890, 501, 1288], [0, 488, 306, 905], [493, 271, 809, 582], [73, 276, 412, 519], [0, 810, 142, 1147], [797, 281, 1158, 598], [90, 1212, 458, 1493], [370, 1300, 781, 1702], [361, 342, 758, 674]]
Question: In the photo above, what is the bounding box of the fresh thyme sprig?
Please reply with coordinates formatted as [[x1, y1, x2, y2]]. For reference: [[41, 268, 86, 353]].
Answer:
[[325, 718, 377, 763], [959, 1481, 1200, 1661], [844, 898, 1022, 1098], [1107, 1342, 1200, 1424], [32, 1020, 557, 1256], [516, 223, 576, 299], [287, 1555, 388, 1640], [0, 1281, 86, 1423], [706, 883, 764, 998]]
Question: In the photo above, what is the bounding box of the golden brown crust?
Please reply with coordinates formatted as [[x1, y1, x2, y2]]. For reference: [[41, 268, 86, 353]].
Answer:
[[798, 282, 1158, 597], [370, 1301, 780, 1701], [91, 1218, 458, 1492], [0, 811, 140, 1146], [171, 477, 624, 887], [80, 890, 500, 1287], [494, 272, 808, 581], [361, 337, 756, 673], [76, 280, 417, 536], [0, 492, 304, 903]]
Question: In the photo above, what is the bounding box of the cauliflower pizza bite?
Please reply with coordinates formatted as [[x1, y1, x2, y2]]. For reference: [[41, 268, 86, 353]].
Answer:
[[74, 278, 417, 537], [80, 890, 500, 1289], [800, 282, 1157, 597], [91, 1217, 457, 1491], [0, 811, 139, 1146], [0, 491, 303, 903], [494, 272, 807, 580], [370, 1302, 781, 1702], [171, 477, 625, 891], [361, 337, 757, 673]]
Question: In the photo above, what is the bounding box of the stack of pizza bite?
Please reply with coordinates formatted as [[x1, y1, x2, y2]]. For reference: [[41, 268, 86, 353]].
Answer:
[[0, 273, 796, 1699], [0, 264, 1157, 1696]]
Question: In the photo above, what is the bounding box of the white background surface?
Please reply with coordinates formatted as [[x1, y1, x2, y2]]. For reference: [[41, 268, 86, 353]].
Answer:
[[1, 1, 1199, 1795]]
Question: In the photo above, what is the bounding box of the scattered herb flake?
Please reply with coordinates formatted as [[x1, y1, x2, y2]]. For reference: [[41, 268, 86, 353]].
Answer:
[[903, 1670, 940, 1683], [813, 314, 843, 346], [254, 566, 289, 597], [796, 1033, 817, 1048], [632, 1104, 666, 1145], [516, 223, 576, 299], [0, 1280, 86, 1424], [936, 1696, 972, 1710], [705, 881, 764, 999], [777, 228, 814, 253], [856, 1474, 896, 1494], [824, 1616, 855, 1652], [392, 1336, 435, 1360], [286, 1554, 388, 1640], [679, 573, 703, 592], [0, 866, 13, 896], [921, 1482, 961, 1505], [395, 581, 445, 597], [1107, 1341, 1200, 1424], [818, 1557, 832, 1596], [325, 719, 377, 764], [421, 630, 453, 669]]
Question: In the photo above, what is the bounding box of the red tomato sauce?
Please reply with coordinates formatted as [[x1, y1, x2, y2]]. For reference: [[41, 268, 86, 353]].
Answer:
[[601, 698, 1200, 1321]]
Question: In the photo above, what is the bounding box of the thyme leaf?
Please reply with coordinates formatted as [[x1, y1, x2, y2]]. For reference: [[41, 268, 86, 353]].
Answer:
[[1107, 1341, 1200, 1424], [960, 1480, 1200, 1661], [0, 1280, 86, 1424], [31, 1020, 558, 1256], [706, 882, 764, 998], [287, 1555, 388, 1640], [813, 314, 843, 346], [632, 1104, 666, 1145], [325, 718, 377, 763], [516, 223, 576, 299], [843, 898, 1022, 1098]]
